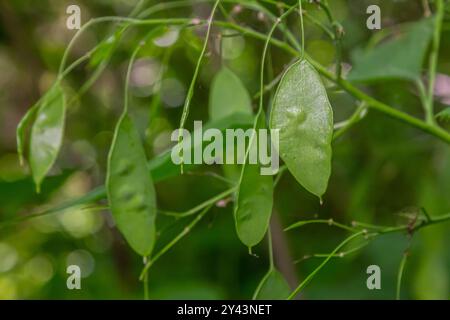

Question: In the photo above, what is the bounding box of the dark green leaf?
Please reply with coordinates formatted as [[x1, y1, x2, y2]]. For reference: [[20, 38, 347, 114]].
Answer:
[[234, 113, 273, 249], [106, 113, 157, 257], [270, 60, 333, 199], [348, 18, 435, 82], [29, 84, 66, 192]]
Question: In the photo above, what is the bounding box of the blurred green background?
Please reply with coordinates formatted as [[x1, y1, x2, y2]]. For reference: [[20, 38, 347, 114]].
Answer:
[[0, 0, 449, 299]]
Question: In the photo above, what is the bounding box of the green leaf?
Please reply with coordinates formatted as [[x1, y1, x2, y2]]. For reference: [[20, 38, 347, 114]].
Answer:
[[106, 113, 157, 257], [209, 67, 253, 182], [17, 104, 39, 166], [234, 113, 273, 249], [253, 268, 290, 300], [270, 60, 333, 199], [209, 67, 253, 121], [348, 18, 435, 82], [436, 107, 450, 122], [29, 84, 66, 193], [89, 29, 123, 68]]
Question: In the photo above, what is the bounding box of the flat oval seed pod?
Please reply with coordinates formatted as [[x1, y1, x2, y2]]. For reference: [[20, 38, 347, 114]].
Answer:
[[253, 268, 291, 300], [234, 113, 273, 249], [107, 113, 157, 257], [29, 84, 66, 193], [270, 60, 333, 200]]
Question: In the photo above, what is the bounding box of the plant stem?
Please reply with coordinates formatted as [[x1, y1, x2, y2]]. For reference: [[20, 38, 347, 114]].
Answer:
[[58, 17, 190, 77], [333, 102, 368, 140], [178, 0, 221, 173], [295, 241, 370, 262], [159, 187, 236, 218], [287, 212, 450, 297], [307, 61, 450, 144], [396, 251, 409, 300], [374, 212, 450, 236], [268, 227, 275, 269], [143, 256, 149, 300], [139, 205, 213, 280], [319, 0, 343, 78], [285, 219, 359, 233], [426, 0, 444, 125], [298, 0, 305, 59], [416, 79, 430, 121], [124, 44, 141, 114], [287, 231, 365, 299]]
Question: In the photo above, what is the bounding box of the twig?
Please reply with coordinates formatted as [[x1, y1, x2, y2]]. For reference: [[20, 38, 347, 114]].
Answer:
[[426, 0, 444, 125], [139, 205, 213, 280], [396, 250, 409, 300], [178, 0, 221, 173], [158, 187, 236, 218], [285, 218, 359, 233], [287, 231, 365, 299]]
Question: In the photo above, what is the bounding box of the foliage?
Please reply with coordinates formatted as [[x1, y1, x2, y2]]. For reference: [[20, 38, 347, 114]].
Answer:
[[0, 0, 449, 300]]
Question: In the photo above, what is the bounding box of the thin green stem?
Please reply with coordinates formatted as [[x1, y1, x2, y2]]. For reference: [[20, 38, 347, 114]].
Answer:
[[319, 0, 343, 78], [64, 1, 203, 107], [124, 44, 141, 114], [139, 205, 213, 280], [274, 165, 288, 188], [298, 0, 305, 59], [0, 187, 106, 229], [268, 227, 275, 269], [396, 251, 409, 300], [131, 0, 151, 17], [253, 58, 296, 100], [374, 212, 450, 236], [295, 241, 370, 263], [258, 9, 292, 116], [416, 79, 430, 121], [287, 231, 365, 299], [158, 187, 236, 218], [288, 212, 450, 296], [259, 0, 334, 39], [58, 52, 93, 80], [252, 227, 276, 300], [325, 72, 450, 144], [58, 17, 189, 77], [285, 219, 359, 233], [177, 0, 221, 173], [426, 0, 444, 124], [333, 102, 368, 140], [351, 221, 389, 231], [143, 256, 149, 300], [124, 26, 170, 115]]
